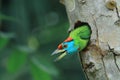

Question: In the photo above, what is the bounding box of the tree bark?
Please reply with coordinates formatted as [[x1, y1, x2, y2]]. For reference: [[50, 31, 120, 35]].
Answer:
[[63, 0, 120, 80]]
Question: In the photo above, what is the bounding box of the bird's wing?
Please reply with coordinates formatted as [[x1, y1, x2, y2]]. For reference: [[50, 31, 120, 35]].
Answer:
[[69, 21, 91, 39], [79, 25, 91, 40]]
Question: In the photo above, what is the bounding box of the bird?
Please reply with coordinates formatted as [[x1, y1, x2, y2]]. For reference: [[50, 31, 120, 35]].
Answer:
[[51, 21, 92, 61]]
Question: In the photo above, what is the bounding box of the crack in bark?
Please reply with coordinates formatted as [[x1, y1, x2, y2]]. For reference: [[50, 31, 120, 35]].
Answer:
[[114, 5, 120, 26], [91, 14, 99, 46], [113, 52, 120, 72], [78, 53, 89, 80], [101, 56, 109, 80], [85, 14, 110, 79], [107, 44, 120, 72], [115, 6, 120, 19]]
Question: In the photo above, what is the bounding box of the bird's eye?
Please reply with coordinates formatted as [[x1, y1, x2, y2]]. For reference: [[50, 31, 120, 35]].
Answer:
[[63, 44, 67, 48]]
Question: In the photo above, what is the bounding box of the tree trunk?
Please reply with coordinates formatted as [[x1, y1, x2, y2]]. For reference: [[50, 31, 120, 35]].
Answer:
[[62, 0, 120, 80]]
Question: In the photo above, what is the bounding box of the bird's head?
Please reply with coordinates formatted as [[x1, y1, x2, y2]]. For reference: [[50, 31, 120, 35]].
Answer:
[[52, 37, 79, 61]]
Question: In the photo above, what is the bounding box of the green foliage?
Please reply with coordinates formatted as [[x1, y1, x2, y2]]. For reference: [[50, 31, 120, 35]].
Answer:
[[30, 58, 52, 80], [6, 48, 27, 73], [31, 56, 58, 76], [0, 32, 14, 49], [28, 36, 39, 51], [0, 13, 15, 21], [0, 36, 9, 49]]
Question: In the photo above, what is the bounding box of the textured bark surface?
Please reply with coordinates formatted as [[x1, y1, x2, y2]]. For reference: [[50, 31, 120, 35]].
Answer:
[[63, 0, 120, 80]]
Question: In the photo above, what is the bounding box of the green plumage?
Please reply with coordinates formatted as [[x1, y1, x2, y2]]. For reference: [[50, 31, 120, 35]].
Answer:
[[69, 22, 91, 51]]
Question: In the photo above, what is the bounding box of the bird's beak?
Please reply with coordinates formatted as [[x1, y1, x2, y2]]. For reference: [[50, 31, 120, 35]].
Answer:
[[51, 49, 67, 61]]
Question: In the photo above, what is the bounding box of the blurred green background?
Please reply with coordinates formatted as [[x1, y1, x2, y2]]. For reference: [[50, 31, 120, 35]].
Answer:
[[0, 0, 86, 80]]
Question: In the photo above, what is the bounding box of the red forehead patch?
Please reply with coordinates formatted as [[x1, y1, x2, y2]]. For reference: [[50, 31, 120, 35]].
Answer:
[[64, 37, 73, 42], [58, 44, 62, 49]]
